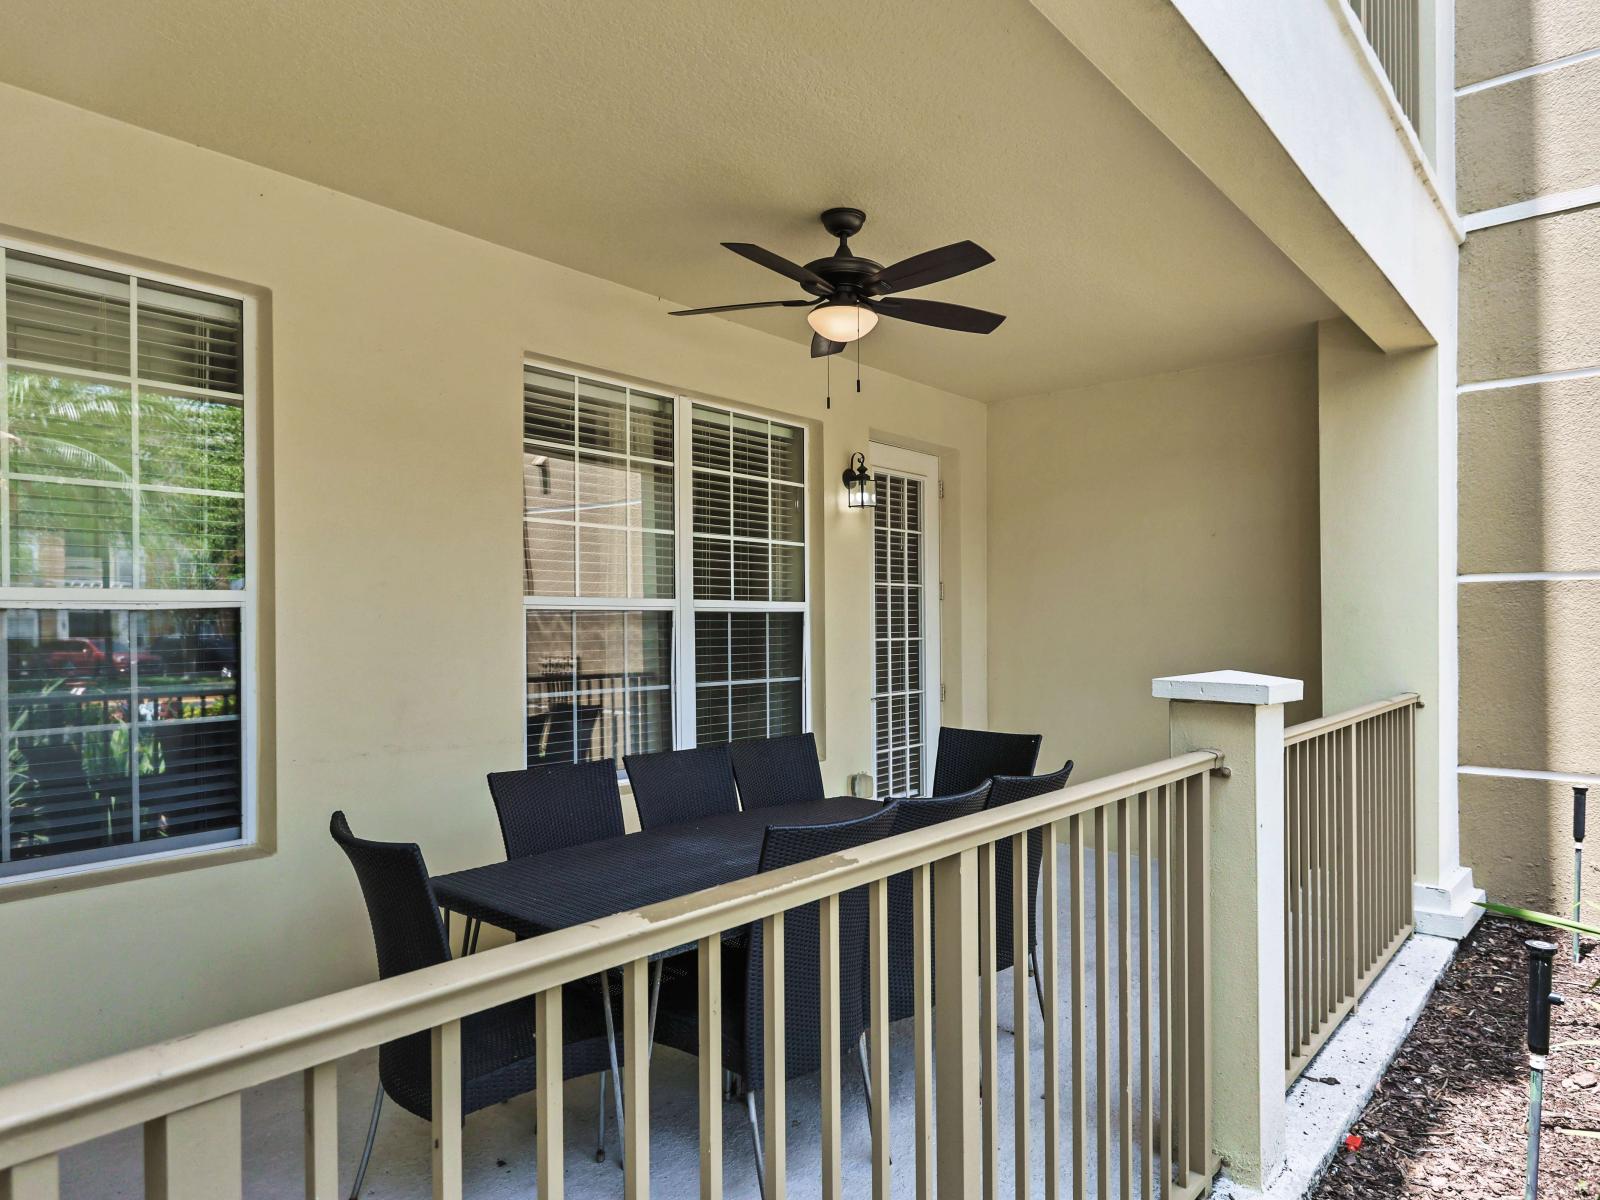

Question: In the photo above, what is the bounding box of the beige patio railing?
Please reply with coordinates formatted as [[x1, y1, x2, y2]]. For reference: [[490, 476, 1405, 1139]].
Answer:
[[0, 751, 1219, 1200], [1348, 0, 1421, 130], [1283, 693, 1418, 1082]]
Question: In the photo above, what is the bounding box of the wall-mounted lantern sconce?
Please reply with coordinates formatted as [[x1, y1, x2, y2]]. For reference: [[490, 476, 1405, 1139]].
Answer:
[[843, 452, 876, 509]]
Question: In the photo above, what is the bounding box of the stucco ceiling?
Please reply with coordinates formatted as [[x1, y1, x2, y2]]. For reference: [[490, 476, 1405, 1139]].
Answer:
[[0, 0, 1336, 401]]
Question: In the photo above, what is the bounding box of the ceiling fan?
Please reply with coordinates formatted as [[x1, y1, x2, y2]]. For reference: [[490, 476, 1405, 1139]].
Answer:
[[670, 207, 1005, 357]]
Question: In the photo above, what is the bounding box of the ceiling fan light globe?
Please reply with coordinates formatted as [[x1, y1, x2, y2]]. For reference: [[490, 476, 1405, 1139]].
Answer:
[[806, 302, 878, 343]]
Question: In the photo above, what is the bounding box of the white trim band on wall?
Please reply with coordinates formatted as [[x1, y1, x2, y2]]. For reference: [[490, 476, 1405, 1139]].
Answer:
[[1461, 765, 1600, 787], [1458, 364, 1600, 394], [1460, 571, 1600, 583], [1456, 46, 1600, 97], [1464, 186, 1600, 232]]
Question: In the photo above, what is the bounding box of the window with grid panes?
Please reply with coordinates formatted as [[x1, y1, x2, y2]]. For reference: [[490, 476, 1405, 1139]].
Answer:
[[689, 406, 806, 745], [0, 246, 251, 881], [522, 365, 807, 767]]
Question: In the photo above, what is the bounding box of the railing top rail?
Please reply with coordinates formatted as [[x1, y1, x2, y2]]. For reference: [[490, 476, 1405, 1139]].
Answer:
[[0, 749, 1217, 1168], [1283, 692, 1420, 746]]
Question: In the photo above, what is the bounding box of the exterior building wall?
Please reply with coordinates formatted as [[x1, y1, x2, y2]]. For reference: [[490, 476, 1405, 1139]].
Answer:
[[986, 350, 1323, 783], [1456, 5, 1600, 910], [0, 82, 990, 1084]]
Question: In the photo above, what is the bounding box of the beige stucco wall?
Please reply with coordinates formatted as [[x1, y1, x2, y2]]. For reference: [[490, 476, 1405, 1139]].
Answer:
[[0, 82, 990, 1084], [985, 351, 1322, 784], [1457, 55, 1600, 214], [1456, 10, 1600, 912], [1455, 0, 1600, 87]]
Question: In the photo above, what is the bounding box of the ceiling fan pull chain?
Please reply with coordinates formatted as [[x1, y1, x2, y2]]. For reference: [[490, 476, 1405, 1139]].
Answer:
[[826, 352, 831, 410], [855, 335, 861, 394]]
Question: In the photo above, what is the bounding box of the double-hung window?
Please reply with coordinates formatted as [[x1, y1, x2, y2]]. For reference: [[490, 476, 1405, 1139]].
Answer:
[[522, 364, 807, 767], [0, 244, 252, 881]]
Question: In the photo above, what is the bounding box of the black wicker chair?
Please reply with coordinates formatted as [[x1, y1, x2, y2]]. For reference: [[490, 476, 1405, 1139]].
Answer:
[[986, 760, 1075, 1016], [930, 726, 1043, 797], [623, 744, 740, 830], [652, 804, 899, 1193], [330, 811, 615, 1195], [868, 782, 993, 1031], [487, 759, 626, 860], [483, 759, 633, 1159], [729, 733, 826, 810]]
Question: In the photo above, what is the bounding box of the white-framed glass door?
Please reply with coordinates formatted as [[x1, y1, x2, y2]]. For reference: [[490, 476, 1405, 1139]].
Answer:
[[869, 443, 940, 798]]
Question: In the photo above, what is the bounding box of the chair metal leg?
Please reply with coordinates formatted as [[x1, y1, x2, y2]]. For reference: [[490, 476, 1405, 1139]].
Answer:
[[745, 1088, 766, 1200], [467, 918, 481, 955], [1030, 945, 1046, 1021], [596, 1071, 608, 1162], [856, 1033, 891, 1164], [856, 1033, 872, 1110], [348, 1085, 383, 1199], [601, 971, 626, 1170], [647, 958, 663, 1062]]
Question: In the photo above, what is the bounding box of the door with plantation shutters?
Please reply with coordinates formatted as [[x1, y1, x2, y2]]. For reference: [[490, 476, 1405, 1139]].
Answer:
[[869, 444, 939, 799]]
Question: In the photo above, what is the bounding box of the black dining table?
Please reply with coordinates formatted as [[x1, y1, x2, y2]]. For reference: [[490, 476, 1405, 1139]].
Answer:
[[431, 795, 883, 944]]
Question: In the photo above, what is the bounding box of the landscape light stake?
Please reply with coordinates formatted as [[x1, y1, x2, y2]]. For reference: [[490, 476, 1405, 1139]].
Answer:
[[1575, 786, 1588, 963], [1524, 939, 1563, 1200]]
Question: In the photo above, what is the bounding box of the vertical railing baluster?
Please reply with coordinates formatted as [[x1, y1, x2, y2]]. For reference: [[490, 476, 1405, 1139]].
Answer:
[[1013, 831, 1032, 1200], [934, 849, 981, 1200], [913, 865, 935, 1200], [1287, 743, 1300, 1063], [1116, 798, 1133, 1200], [698, 935, 723, 1200], [1157, 786, 1174, 1200], [820, 893, 843, 1200], [303, 1063, 337, 1200], [624, 959, 651, 1200], [1283, 744, 1294, 1071], [0, 1156, 59, 1200], [1095, 806, 1112, 1200], [1185, 776, 1212, 1182], [1071, 813, 1088, 1200], [763, 915, 786, 1200], [869, 879, 891, 1200], [1138, 793, 1154, 1200], [1298, 738, 1310, 1054], [1344, 726, 1359, 998], [536, 988, 564, 1200], [431, 1022, 462, 1200], [1406, 702, 1417, 927], [1317, 734, 1329, 1035], [1042, 818, 1063, 1200], [979, 842, 999, 1200], [1170, 790, 1188, 1193], [143, 1095, 245, 1200]]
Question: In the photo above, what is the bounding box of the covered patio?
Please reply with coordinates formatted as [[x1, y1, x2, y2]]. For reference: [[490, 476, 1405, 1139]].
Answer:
[[0, 1, 1472, 1198]]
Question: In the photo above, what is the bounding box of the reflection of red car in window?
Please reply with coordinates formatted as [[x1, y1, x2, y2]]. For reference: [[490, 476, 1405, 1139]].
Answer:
[[32, 639, 159, 678]]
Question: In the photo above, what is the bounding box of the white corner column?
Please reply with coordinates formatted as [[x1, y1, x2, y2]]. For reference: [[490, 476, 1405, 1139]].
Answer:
[[1318, 318, 1483, 938], [1154, 669, 1298, 1192]]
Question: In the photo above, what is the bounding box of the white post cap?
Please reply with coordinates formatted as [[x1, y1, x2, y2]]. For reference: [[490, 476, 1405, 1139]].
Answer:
[[1152, 669, 1304, 706]]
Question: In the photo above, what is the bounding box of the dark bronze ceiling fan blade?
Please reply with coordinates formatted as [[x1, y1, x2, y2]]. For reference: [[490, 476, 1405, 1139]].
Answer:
[[670, 299, 817, 316], [810, 332, 846, 358], [866, 241, 994, 296], [872, 296, 1005, 334], [723, 242, 835, 293]]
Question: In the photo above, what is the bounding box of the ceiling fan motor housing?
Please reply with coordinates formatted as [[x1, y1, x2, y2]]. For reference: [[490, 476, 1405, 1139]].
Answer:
[[806, 208, 881, 299]]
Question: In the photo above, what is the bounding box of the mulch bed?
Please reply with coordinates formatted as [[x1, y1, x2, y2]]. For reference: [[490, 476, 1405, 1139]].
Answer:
[[1311, 916, 1600, 1198]]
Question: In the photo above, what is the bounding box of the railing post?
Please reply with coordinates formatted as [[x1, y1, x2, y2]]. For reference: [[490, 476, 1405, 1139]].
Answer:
[[1154, 670, 1299, 1191]]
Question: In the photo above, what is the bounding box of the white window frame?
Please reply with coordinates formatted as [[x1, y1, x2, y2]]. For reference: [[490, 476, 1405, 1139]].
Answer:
[[521, 358, 812, 767], [0, 235, 259, 889]]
